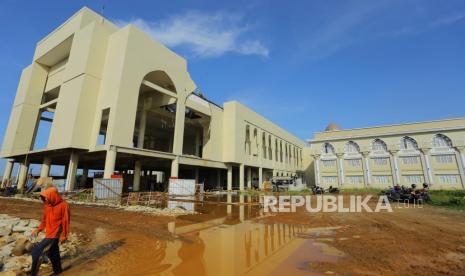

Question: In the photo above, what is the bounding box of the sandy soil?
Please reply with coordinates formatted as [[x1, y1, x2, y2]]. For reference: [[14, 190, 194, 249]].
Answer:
[[1, 196, 465, 275]]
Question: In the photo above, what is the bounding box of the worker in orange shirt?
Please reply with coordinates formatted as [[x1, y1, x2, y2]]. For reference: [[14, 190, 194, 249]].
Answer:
[[31, 186, 70, 275]]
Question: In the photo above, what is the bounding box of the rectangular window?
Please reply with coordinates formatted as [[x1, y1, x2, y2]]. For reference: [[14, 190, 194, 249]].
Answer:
[[373, 158, 388, 166], [32, 110, 55, 150], [322, 160, 336, 168], [405, 175, 422, 184], [375, 175, 390, 184], [438, 175, 459, 184], [41, 86, 60, 104], [401, 156, 419, 165], [435, 155, 453, 164], [348, 175, 364, 184], [322, 176, 337, 184], [346, 159, 361, 167], [97, 108, 110, 145]]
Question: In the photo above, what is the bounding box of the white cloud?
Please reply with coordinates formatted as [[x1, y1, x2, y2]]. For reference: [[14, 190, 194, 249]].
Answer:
[[429, 12, 465, 27], [115, 11, 269, 58]]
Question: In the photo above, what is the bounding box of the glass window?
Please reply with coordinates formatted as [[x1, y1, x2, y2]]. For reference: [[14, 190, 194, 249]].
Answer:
[[322, 176, 337, 184], [322, 160, 336, 168], [322, 143, 335, 154], [373, 158, 388, 166], [346, 159, 361, 167], [348, 176, 364, 184], [375, 175, 390, 184], [405, 175, 422, 184], [372, 139, 387, 152], [435, 155, 453, 164], [401, 156, 419, 165], [438, 175, 459, 184], [400, 137, 418, 150], [345, 141, 360, 153], [432, 134, 452, 148]]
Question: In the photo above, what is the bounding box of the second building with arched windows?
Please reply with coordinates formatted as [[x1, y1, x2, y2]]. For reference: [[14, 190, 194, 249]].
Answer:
[[308, 119, 465, 189]]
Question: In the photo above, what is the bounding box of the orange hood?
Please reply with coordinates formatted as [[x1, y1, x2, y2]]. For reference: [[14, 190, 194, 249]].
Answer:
[[40, 187, 63, 206]]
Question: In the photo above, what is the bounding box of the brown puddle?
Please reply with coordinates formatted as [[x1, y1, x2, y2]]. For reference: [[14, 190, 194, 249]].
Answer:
[[63, 195, 343, 276]]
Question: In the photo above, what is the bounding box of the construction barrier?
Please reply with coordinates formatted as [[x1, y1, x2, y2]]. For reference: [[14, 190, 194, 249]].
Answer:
[[168, 179, 196, 196], [93, 178, 123, 201]]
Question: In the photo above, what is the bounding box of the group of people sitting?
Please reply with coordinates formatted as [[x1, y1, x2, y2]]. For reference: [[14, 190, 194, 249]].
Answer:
[[312, 185, 340, 194], [383, 183, 431, 203]]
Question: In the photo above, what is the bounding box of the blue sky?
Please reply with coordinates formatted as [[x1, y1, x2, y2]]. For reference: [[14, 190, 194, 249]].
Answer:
[[1, 0, 465, 174]]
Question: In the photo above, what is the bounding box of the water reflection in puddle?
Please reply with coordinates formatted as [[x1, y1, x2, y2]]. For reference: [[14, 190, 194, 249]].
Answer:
[[68, 194, 343, 275]]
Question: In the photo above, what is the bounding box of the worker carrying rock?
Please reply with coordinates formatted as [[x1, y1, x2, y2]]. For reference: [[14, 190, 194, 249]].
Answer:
[[31, 186, 70, 275]]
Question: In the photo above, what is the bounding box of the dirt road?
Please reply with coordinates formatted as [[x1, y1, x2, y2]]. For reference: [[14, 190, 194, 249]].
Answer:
[[1, 196, 465, 275]]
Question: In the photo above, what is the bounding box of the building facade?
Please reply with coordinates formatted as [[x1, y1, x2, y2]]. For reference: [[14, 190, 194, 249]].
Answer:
[[308, 119, 465, 190], [0, 7, 306, 191]]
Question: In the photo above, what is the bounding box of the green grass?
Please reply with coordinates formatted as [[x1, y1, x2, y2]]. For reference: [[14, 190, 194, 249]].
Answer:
[[429, 190, 465, 208]]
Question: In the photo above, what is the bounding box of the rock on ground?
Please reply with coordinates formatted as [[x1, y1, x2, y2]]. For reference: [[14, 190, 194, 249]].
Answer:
[[0, 214, 82, 274]]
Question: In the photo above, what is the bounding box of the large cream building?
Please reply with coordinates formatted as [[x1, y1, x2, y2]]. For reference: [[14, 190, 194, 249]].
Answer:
[[0, 7, 306, 191], [308, 119, 465, 190], [1, 7, 464, 192]]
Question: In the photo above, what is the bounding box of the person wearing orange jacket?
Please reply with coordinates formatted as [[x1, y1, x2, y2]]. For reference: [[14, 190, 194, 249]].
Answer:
[[31, 186, 70, 276]]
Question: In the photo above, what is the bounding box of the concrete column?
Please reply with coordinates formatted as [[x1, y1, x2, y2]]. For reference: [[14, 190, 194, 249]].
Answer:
[[389, 153, 398, 186], [217, 169, 222, 190], [40, 157, 51, 178], [65, 152, 79, 191], [336, 154, 344, 186], [81, 168, 89, 187], [2, 159, 14, 187], [171, 157, 179, 178], [227, 165, 233, 191], [137, 110, 147, 148], [239, 164, 245, 191], [361, 152, 370, 187], [314, 155, 320, 186], [258, 167, 263, 190], [172, 100, 186, 155], [419, 149, 431, 184], [455, 147, 465, 189], [390, 150, 401, 184], [422, 148, 433, 184], [17, 160, 29, 191], [247, 167, 252, 189], [103, 147, 117, 178], [194, 167, 199, 183], [133, 160, 141, 192]]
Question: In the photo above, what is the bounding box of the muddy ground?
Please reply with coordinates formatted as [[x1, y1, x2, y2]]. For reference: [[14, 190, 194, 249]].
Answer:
[[1, 195, 465, 275]]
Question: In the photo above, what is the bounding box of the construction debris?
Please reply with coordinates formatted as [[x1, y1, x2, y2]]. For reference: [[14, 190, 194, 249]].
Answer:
[[0, 214, 82, 274]]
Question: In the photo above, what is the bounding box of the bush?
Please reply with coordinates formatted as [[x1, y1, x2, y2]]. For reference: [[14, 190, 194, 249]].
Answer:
[[429, 190, 465, 208]]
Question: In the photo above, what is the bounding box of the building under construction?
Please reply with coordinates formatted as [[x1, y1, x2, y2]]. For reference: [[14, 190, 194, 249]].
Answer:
[[2, 7, 465, 191], [0, 7, 308, 192]]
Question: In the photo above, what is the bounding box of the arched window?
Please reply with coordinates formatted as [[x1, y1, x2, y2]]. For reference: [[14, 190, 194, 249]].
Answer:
[[275, 138, 278, 161], [245, 125, 251, 155], [262, 133, 267, 159], [268, 136, 272, 160], [253, 129, 258, 155], [432, 134, 452, 148], [400, 136, 418, 150], [372, 139, 388, 152], [284, 143, 287, 164], [322, 143, 335, 154], [345, 141, 360, 153], [143, 71, 177, 93]]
